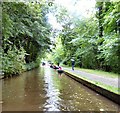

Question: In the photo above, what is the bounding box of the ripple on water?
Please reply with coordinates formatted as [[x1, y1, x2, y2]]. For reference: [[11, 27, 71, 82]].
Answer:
[[0, 101, 3, 104], [2, 67, 120, 111], [100, 108, 104, 111]]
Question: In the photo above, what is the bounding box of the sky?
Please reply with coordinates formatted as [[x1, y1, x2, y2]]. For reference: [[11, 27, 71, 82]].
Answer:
[[54, 0, 96, 17], [47, 0, 96, 30]]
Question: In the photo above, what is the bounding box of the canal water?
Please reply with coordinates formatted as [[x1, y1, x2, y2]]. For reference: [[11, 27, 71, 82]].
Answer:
[[1, 66, 120, 111]]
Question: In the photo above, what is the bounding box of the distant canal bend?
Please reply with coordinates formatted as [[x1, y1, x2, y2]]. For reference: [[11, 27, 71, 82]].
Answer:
[[2, 66, 120, 111]]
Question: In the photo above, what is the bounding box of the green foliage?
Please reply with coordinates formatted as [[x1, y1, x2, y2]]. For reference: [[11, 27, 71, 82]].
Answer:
[[49, 1, 120, 74], [2, 2, 52, 76], [2, 46, 26, 75], [98, 33, 119, 72], [46, 37, 64, 65], [2, 1, 120, 76]]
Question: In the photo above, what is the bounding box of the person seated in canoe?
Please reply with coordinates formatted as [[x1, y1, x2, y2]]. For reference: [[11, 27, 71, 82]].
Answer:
[[57, 63, 59, 67], [42, 62, 45, 66], [53, 65, 59, 69], [50, 64, 53, 68], [57, 66, 63, 74]]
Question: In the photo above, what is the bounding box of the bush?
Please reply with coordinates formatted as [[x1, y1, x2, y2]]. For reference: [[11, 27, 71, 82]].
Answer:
[[2, 46, 26, 76]]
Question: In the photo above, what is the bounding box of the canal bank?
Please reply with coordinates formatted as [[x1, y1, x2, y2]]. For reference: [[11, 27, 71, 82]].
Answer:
[[63, 68, 120, 105]]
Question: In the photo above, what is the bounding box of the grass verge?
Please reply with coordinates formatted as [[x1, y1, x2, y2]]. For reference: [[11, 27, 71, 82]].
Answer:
[[76, 67, 119, 78], [64, 70, 120, 95]]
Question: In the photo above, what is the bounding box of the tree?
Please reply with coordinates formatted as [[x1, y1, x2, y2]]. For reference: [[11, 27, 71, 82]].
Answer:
[[48, 1, 120, 73], [2, 2, 52, 75]]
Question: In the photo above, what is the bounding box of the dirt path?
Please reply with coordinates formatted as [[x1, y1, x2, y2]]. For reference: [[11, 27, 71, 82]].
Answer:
[[63, 67, 119, 88]]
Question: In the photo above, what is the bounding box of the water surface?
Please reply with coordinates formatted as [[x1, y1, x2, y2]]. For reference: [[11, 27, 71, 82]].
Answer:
[[2, 66, 120, 111]]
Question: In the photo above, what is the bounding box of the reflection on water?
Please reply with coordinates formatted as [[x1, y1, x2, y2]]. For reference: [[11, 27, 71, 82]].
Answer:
[[43, 67, 60, 111], [0, 79, 2, 112], [2, 66, 120, 111]]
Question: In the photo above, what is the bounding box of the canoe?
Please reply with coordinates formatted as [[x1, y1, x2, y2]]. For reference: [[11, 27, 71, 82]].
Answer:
[[57, 69, 64, 73]]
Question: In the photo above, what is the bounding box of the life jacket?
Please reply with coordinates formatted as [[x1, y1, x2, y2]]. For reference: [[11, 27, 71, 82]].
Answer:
[[59, 67, 62, 70]]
